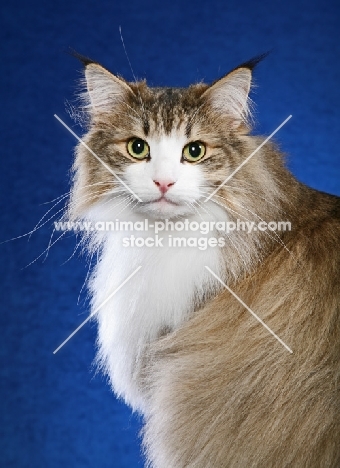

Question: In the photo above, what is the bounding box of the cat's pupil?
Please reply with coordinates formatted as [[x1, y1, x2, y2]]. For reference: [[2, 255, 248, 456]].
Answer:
[[188, 143, 201, 158], [132, 139, 145, 154]]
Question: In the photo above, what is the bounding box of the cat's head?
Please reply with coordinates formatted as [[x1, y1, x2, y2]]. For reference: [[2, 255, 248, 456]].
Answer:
[[70, 55, 284, 222]]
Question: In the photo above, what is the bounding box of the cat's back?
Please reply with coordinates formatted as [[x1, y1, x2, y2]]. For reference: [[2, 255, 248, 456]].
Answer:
[[143, 187, 340, 468]]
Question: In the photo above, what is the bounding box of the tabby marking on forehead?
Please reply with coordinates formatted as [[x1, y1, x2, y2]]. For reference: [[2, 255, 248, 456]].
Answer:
[[142, 87, 205, 135]]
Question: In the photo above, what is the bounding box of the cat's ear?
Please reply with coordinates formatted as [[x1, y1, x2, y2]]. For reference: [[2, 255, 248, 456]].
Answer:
[[202, 55, 267, 129], [82, 62, 134, 114], [202, 68, 251, 127]]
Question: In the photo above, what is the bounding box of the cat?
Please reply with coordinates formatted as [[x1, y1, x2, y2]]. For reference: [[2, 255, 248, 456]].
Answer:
[[67, 53, 340, 467]]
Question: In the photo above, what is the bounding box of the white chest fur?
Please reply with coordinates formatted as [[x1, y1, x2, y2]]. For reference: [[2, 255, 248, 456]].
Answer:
[[88, 205, 226, 411]]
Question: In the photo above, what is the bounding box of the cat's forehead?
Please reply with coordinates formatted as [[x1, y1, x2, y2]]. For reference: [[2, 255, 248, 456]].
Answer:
[[134, 84, 207, 135]]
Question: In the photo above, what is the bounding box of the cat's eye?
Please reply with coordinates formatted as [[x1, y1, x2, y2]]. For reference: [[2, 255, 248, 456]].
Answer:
[[127, 138, 150, 160], [182, 141, 206, 162]]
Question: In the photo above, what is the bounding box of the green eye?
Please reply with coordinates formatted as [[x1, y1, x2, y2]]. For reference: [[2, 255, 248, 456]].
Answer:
[[127, 138, 150, 160], [183, 141, 206, 162]]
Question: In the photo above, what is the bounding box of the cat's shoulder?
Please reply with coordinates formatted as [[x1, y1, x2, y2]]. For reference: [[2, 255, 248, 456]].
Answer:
[[293, 185, 340, 244]]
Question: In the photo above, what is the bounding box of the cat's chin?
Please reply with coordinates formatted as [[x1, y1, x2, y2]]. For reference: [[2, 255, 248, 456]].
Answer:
[[136, 198, 194, 219]]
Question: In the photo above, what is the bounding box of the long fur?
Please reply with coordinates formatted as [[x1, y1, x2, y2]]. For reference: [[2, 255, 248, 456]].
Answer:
[[67, 57, 340, 467]]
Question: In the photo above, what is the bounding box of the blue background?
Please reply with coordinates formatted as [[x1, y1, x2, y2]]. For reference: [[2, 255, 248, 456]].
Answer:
[[1, 0, 339, 466]]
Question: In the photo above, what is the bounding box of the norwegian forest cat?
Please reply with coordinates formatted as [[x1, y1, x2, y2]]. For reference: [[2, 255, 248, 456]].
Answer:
[[68, 53, 340, 467]]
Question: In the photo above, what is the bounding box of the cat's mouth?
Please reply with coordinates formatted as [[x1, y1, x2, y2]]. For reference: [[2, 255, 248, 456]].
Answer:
[[154, 197, 180, 206], [143, 196, 180, 207], [135, 195, 194, 219]]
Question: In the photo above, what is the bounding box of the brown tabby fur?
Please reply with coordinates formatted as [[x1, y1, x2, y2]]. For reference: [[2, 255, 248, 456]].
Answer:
[[69, 56, 340, 467], [143, 186, 340, 467]]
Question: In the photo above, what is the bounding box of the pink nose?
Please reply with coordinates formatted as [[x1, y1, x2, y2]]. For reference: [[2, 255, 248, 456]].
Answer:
[[153, 180, 175, 194]]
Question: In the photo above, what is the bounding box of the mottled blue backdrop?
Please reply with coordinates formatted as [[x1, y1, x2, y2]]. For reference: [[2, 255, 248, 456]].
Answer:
[[1, 0, 339, 466]]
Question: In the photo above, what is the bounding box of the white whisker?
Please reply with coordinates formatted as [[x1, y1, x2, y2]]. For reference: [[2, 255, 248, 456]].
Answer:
[[77, 250, 96, 306], [61, 235, 86, 265], [43, 227, 57, 262], [23, 231, 68, 269], [119, 26, 147, 122]]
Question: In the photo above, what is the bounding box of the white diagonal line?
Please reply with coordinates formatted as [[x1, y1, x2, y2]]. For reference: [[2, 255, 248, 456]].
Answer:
[[204, 115, 292, 202], [53, 266, 142, 354], [205, 266, 293, 353], [54, 114, 143, 202]]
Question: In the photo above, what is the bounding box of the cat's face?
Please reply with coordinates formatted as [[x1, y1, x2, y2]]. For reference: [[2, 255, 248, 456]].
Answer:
[[70, 61, 271, 221], [124, 129, 206, 218]]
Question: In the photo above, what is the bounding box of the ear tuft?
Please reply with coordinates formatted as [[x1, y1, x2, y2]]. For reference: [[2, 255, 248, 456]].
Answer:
[[229, 51, 270, 74], [68, 48, 98, 67]]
